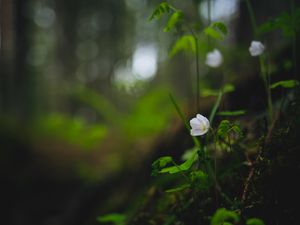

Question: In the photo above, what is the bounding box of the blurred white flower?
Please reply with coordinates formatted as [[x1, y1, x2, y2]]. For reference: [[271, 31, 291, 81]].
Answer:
[[205, 49, 223, 68], [190, 114, 210, 136], [249, 41, 265, 56]]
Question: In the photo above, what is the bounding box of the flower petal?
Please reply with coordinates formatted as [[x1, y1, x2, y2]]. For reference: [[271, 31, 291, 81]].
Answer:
[[191, 128, 208, 136], [196, 114, 210, 128], [190, 118, 201, 129]]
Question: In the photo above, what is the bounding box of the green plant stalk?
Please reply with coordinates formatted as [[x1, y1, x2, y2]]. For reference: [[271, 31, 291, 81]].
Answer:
[[292, 32, 297, 77], [207, 0, 211, 24], [246, 0, 273, 123], [259, 56, 273, 123], [198, 145, 233, 205], [183, 23, 200, 113], [195, 36, 200, 112], [169, 94, 200, 147], [245, 0, 257, 37], [209, 91, 223, 125], [290, 0, 297, 77]]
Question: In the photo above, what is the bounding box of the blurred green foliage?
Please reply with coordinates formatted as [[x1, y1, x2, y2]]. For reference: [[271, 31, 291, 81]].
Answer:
[[32, 113, 107, 149]]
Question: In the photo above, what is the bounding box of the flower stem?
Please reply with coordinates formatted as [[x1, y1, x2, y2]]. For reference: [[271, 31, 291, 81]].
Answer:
[[195, 36, 200, 112], [259, 55, 273, 123], [246, 0, 273, 123], [209, 91, 223, 125], [245, 0, 257, 37], [290, 0, 297, 77]]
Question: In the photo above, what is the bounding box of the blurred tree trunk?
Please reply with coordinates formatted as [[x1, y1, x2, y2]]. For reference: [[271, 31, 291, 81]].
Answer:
[[0, 0, 16, 114], [0, 0, 34, 119]]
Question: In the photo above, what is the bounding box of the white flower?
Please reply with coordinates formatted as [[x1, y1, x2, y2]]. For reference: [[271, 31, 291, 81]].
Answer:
[[249, 41, 265, 56], [205, 49, 223, 68], [190, 114, 210, 136]]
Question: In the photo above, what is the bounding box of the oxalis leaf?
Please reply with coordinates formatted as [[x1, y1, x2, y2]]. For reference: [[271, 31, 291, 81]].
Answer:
[[270, 80, 299, 89], [97, 213, 126, 225], [246, 218, 265, 225], [200, 84, 235, 97], [160, 151, 198, 174], [164, 11, 183, 32], [165, 183, 191, 193], [217, 120, 242, 139], [151, 156, 173, 176], [217, 110, 246, 116], [148, 2, 172, 21], [204, 22, 228, 40], [211, 208, 239, 225], [169, 35, 196, 57]]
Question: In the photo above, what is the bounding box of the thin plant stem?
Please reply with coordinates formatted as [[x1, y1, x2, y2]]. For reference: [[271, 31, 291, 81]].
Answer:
[[290, 0, 297, 77], [259, 55, 273, 123], [171, 160, 191, 183], [185, 23, 200, 113], [195, 37, 200, 112], [184, 23, 200, 113], [207, 0, 211, 25], [245, 0, 257, 37], [169, 93, 200, 148], [207, 0, 212, 47], [209, 91, 223, 125], [246, 0, 273, 123]]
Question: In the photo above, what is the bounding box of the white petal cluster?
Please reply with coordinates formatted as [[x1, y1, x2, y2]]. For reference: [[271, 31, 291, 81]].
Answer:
[[189, 114, 210, 136], [249, 41, 265, 56], [205, 49, 223, 68]]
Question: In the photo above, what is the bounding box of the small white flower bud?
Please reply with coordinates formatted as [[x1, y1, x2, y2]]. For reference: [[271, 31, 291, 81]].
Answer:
[[205, 49, 223, 68], [249, 41, 265, 56]]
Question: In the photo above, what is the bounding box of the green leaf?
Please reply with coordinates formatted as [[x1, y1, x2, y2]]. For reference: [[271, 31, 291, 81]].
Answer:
[[160, 151, 198, 174], [181, 147, 198, 161], [217, 110, 246, 116], [258, 8, 300, 37], [97, 213, 126, 225], [153, 156, 173, 167], [148, 2, 172, 21], [169, 35, 196, 57], [164, 11, 183, 32], [217, 120, 231, 138], [217, 120, 242, 140], [201, 88, 220, 97], [165, 183, 190, 193], [163, 215, 176, 225], [270, 80, 299, 89], [211, 208, 239, 225], [212, 22, 228, 35], [204, 27, 223, 40], [231, 125, 242, 136], [204, 22, 228, 40], [223, 84, 235, 93], [151, 156, 173, 176], [246, 218, 265, 225], [190, 170, 209, 189], [200, 84, 235, 97]]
